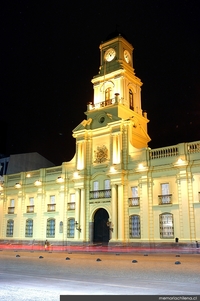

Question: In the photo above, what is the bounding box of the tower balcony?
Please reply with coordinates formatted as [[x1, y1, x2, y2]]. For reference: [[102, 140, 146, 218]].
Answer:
[[87, 96, 124, 111]]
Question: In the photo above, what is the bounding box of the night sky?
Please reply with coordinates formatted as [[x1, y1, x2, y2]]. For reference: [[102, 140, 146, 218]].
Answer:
[[1, 1, 200, 165]]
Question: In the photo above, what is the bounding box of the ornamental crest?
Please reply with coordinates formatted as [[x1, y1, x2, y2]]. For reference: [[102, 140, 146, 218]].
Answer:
[[94, 145, 108, 163]]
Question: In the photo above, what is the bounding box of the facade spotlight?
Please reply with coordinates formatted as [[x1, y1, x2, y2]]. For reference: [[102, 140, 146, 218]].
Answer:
[[15, 183, 22, 189], [34, 180, 42, 186]]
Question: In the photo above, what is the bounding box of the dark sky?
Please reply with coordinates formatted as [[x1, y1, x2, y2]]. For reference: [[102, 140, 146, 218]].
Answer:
[[1, 1, 200, 165]]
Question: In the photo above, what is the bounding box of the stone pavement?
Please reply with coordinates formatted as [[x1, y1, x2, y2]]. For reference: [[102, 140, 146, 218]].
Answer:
[[0, 249, 200, 300]]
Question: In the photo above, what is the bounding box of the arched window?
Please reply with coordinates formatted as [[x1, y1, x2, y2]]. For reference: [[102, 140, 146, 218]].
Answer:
[[105, 87, 112, 105], [129, 89, 134, 110], [46, 218, 55, 238], [25, 219, 33, 237], [67, 218, 75, 238], [159, 213, 174, 238], [129, 215, 140, 238], [6, 219, 14, 237]]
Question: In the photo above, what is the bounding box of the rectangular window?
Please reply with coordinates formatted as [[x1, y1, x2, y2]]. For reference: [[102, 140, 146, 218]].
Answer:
[[29, 197, 34, 205], [10, 199, 15, 207], [93, 181, 99, 190], [129, 186, 139, 206], [70, 193, 75, 203], [104, 179, 110, 189], [8, 199, 15, 214], [68, 193, 75, 210], [161, 183, 169, 195], [47, 195, 56, 211], [27, 197, 34, 213], [50, 195, 55, 204], [131, 186, 138, 197], [93, 181, 99, 199], [159, 183, 172, 204]]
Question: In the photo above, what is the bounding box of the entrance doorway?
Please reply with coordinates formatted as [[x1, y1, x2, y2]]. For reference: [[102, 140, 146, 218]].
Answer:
[[93, 208, 110, 245]]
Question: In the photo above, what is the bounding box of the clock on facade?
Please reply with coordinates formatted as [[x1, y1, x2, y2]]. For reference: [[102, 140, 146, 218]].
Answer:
[[124, 50, 131, 63], [104, 48, 116, 62]]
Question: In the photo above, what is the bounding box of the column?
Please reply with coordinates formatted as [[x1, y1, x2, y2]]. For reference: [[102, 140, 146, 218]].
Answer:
[[118, 184, 124, 242], [80, 188, 86, 241], [75, 189, 80, 240], [111, 184, 118, 240]]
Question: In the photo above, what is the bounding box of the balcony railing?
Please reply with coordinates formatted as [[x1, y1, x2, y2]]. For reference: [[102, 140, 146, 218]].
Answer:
[[87, 97, 124, 111], [128, 197, 140, 207], [47, 204, 56, 212], [26, 205, 34, 213], [90, 189, 111, 199], [188, 142, 200, 153], [158, 194, 172, 205], [8, 207, 15, 214], [150, 147, 179, 160], [67, 202, 75, 210]]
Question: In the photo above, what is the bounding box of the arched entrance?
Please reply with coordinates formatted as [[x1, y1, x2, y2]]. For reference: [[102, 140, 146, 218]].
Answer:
[[93, 208, 110, 245]]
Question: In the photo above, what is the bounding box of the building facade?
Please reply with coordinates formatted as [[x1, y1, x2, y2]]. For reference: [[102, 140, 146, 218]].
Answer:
[[0, 34, 200, 247]]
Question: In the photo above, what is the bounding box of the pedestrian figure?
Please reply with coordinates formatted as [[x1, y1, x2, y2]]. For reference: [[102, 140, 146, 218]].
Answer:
[[196, 241, 199, 249], [45, 240, 48, 251]]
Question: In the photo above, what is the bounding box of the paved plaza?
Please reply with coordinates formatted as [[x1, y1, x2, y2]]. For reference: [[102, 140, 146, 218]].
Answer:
[[0, 248, 200, 300]]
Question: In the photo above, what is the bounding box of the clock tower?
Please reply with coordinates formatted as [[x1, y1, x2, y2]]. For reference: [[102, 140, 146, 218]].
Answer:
[[73, 33, 150, 171]]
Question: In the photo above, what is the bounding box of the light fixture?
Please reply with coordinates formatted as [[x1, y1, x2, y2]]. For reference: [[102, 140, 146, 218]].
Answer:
[[136, 163, 148, 172], [34, 180, 42, 186], [0, 185, 3, 191], [73, 171, 79, 178], [106, 220, 113, 232], [110, 165, 116, 173], [56, 176, 64, 183], [75, 221, 81, 232], [173, 158, 187, 167], [15, 183, 21, 189]]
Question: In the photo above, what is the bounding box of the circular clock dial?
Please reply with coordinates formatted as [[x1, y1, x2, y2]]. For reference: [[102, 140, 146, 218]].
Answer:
[[124, 50, 131, 63], [105, 48, 116, 62]]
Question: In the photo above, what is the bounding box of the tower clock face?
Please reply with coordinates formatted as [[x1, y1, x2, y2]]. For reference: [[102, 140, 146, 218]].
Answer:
[[104, 48, 116, 62], [124, 50, 131, 63]]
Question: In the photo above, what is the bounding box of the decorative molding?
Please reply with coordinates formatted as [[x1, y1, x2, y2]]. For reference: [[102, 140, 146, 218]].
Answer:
[[94, 145, 108, 163]]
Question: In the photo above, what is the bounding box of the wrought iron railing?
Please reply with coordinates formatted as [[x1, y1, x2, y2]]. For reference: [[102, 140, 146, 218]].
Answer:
[[90, 189, 111, 199], [8, 207, 15, 214], [158, 194, 172, 205], [128, 197, 140, 207], [47, 204, 56, 212], [188, 142, 200, 153], [26, 205, 34, 213], [67, 202, 75, 210]]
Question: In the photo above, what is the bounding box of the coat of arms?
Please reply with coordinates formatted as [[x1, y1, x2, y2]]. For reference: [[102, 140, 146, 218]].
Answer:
[[94, 145, 108, 163]]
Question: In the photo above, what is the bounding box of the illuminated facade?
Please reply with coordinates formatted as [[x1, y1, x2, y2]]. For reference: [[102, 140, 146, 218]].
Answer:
[[0, 34, 200, 247]]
